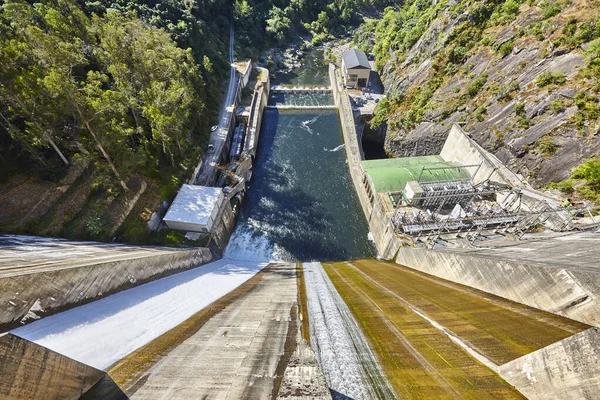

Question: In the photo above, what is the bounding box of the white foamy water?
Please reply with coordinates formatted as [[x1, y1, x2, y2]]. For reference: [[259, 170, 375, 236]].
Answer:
[[324, 144, 345, 152], [12, 258, 266, 369], [300, 115, 319, 133], [224, 226, 289, 262]]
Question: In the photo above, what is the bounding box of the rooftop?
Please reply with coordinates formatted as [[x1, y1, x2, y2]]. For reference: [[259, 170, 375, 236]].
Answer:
[[361, 156, 471, 192], [342, 49, 371, 70], [163, 185, 223, 227]]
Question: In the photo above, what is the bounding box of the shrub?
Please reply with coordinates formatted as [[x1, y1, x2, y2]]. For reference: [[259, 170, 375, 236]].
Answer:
[[548, 180, 574, 193], [502, 0, 521, 16], [519, 117, 531, 128], [539, 1, 561, 19], [494, 80, 520, 101], [474, 106, 487, 121], [536, 138, 559, 155], [536, 71, 567, 87], [515, 102, 525, 115], [466, 72, 488, 97], [496, 40, 514, 57], [550, 100, 565, 114], [445, 63, 458, 75]]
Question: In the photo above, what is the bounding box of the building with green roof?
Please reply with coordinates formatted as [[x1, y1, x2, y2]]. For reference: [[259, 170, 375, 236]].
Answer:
[[360, 156, 471, 193]]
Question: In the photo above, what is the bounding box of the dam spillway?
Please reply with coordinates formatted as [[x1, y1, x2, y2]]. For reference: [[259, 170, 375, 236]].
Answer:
[[3, 47, 600, 400]]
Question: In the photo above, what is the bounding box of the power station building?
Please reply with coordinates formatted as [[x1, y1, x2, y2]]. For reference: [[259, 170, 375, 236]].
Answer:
[[359, 125, 581, 245], [341, 49, 371, 89]]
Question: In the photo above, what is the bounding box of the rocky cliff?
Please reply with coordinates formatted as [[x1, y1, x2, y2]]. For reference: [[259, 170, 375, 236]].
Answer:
[[359, 0, 600, 188]]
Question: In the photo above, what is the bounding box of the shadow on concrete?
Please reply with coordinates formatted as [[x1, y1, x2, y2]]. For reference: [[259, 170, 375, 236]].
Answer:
[[80, 374, 129, 400], [330, 389, 355, 400]]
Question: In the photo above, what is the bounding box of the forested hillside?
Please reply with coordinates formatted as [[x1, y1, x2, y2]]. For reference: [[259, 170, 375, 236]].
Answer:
[[0, 0, 233, 241], [0, 0, 231, 184], [355, 0, 600, 202]]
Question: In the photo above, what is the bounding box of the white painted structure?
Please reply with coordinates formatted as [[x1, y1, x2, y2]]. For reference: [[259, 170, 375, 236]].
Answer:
[[341, 49, 371, 89], [163, 184, 224, 232]]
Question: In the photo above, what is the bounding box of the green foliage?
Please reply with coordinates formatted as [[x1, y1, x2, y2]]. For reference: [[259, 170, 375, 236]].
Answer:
[[556, 157, 600, 202], [519, 117, 531, 128], [539, 1, 561, 19], [266, 7, 291, 42], [493, 80, 520, 101], [550, 100, 565, 114], [536, 137, 559, 156], [0, 0, 204, 188], [466, 72, 488, 97], [474, 105, 487, 122], [234, 0, 253, 21], [489, 0, 522, 25], [536, 71, 567, 87], [572, 91, 599, 130], [573, 158, 600, 186], [496, 40, 514, 57], [515, 102, 526, 115], [548, 180, 574, 193], [371, 97, 391, 129]]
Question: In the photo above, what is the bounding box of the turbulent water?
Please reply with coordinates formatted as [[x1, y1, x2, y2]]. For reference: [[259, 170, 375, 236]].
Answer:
[[268, 92, 333, 108], [225, 49, 376, 262]]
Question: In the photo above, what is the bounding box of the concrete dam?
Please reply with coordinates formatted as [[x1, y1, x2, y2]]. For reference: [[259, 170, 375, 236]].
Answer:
[[2, 49, 600, 400]]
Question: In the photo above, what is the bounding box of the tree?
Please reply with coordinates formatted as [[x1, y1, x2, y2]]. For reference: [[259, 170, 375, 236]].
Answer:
[[0, 0, 89, 166], [266, 7, 291, 42], [233, 0, 252, 21]]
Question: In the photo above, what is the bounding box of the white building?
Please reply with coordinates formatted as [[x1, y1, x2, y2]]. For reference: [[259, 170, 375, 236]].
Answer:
[[163, 185, 224, 232], [341, 49, 371, 89]]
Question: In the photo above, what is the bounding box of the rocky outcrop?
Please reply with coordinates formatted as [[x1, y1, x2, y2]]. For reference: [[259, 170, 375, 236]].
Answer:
[[375, 0, 600, 187]]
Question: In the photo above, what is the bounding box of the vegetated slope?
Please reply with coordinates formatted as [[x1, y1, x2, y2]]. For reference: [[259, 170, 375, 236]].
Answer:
[[0, 0, 231, 242], [357, 0, 600, 192]]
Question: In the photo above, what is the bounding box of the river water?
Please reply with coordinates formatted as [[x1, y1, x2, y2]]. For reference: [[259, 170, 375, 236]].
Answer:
[[225, 49, 376, 262]]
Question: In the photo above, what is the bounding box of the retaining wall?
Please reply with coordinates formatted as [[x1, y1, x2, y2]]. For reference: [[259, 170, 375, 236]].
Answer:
[[395, 246, 600, 327], [0, 333, 106, 400], [1, 246, 213, 331], [329, 63, 400, 259], [440, 125, 527, 187], [209, 201, 237, 255], [499, 328, 600, 399], [245, 67, 270, 159]]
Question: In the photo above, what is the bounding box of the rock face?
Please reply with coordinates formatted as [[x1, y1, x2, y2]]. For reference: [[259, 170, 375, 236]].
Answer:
[[374, 0, 600, 187]]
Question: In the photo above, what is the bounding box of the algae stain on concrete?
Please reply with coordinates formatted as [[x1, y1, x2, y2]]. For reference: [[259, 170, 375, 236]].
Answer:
[[322, 261, 528, 399]]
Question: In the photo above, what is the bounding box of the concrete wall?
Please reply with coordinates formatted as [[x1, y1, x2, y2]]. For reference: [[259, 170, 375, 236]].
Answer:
[[245, 67, 270, 159], [0, 333, 105, 400], [1, 247, 213, 331], [440, 124, 527, 187], [395, 247, 600, 327], [209, 201, 237, 255], [499, 328, 600, 399], [329, 63, 401, 259], [240, 60, 252, 88]]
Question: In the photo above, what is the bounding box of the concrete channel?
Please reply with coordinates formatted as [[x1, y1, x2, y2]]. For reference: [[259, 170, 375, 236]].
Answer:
[[105, 263, 329, 399], [320, 259, 592, 399], [0, 235, 213, 332]]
